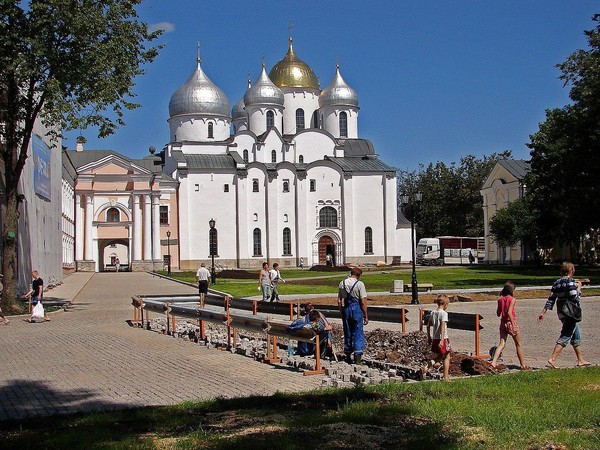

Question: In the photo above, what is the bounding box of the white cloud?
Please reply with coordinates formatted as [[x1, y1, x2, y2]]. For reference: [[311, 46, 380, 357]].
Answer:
[[148, 22, 175, 34]]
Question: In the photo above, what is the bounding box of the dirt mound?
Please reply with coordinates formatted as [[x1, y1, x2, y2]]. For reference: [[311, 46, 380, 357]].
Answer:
[[217, 269, 256, 279], [330, 325, 496, 376], [309, 265, 352, 272]]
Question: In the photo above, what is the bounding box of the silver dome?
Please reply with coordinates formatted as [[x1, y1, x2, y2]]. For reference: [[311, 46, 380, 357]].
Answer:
[[232, 80, 250, 119], [244, 64, 284, 107], [319, 65, 358, 108], [169, 59, 230, 117], [232, 97, 246, 119]]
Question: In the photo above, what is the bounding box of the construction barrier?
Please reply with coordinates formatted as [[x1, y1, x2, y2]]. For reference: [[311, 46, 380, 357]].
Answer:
[[131, 296, 327, 375], [419, 308, 488, 359]]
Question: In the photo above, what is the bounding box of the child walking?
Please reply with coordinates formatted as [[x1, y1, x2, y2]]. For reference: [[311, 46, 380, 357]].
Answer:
[[426, 294, 452, 381], [491, 281, 530, 370]]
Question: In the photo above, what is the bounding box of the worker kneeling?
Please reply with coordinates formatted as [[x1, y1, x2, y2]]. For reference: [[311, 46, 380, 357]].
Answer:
[[288, 307, 332, 358]]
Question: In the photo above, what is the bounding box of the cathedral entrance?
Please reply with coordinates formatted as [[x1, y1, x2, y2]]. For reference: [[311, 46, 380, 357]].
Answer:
[[98, 239, 129, 272], [318, 236, 335, 266]]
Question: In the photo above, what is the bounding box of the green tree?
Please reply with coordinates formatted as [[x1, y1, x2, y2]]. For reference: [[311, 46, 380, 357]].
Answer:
[[398, 151, 511, 239], [528, 14, 600, 250], [0, 0, 161, 312], [488, 197, 541, 263]]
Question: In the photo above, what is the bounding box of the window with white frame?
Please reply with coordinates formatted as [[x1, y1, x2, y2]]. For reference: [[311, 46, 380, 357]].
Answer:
[[253, 228, 262, 256], [365, 226, 373, 254], [283, 228, 292, 255], [319, 206, 337, 228]]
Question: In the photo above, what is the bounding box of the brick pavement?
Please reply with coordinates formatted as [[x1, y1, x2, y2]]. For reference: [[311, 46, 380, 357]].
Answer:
[[0, 272, 321, 420], [1, 273, 597, 421]]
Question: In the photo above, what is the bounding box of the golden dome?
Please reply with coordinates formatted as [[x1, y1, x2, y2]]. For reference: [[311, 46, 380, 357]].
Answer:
[[269, 38, 319, 90]]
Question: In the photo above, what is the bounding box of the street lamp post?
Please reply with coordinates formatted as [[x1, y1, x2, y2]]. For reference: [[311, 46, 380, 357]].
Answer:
[[166, 230, 171, 276], [209, 218, 216, 284], [402, 192, 422, 304]]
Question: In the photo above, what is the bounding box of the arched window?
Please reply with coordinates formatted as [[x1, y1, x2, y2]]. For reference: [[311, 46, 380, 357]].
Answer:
[[296, 108, 305, 130], [208, 122, 214, 138], [299, 155, 304, 164], [243, 149, 249, 163], [339, 111, 348, 137], [253, 228, 262, 256], [365, 227, 373, 254], [209, 227, 218, 256], [312, 110, 319, 128], [283, 228, 292, 255], [271, 150, 277, 163], [266, 110, 274, 129], [106, 208, 120, 222], [252, 179, 259, 192], [319, 206, 338, 228]]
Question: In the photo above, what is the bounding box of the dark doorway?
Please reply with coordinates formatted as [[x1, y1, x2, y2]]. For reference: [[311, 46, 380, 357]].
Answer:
[[318, 236, 335, 266]]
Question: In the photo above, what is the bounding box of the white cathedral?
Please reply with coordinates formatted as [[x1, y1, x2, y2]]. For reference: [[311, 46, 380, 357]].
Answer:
[[162, 37, 411, 270]]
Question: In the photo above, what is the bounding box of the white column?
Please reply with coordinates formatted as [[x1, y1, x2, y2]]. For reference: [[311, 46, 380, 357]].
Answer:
[[152, 195, 161, 260], [133, 194, 142, 260], [143, 194, 152, 260], [75, 194, 84, 261], [84, 194, 93, 260]]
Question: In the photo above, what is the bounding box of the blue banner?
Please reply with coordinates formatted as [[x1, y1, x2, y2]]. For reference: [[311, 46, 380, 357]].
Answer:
[[32, 134, 51, 200]]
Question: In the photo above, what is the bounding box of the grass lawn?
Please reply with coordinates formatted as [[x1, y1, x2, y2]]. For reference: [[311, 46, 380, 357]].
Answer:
[[1, 367, 598, 449], [162, 265, 600, 299]]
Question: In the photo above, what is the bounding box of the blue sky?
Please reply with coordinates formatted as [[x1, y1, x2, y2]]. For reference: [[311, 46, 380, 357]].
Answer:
[[63, 1, 599, 172]]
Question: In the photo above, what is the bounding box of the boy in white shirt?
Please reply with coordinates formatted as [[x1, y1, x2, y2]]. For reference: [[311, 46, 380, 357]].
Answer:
[[426, 294, 452, 381]]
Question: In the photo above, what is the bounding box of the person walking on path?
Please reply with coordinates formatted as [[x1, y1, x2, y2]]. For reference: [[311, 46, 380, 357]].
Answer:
[[269, 263, 285, 302], [426, 294, 452, 381], [338, 267, 368, 364], [491, 281, 530, 370], [196, 263, 211, 305], [538, 262, 591, 368], [22, 270, 49, 322], [115, 257, 120, 273], [258, 262, 272, 302]]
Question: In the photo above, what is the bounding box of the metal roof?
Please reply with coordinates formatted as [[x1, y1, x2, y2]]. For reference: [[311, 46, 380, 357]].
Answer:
[[498, 159, 530, 180], [183, 154, 237, 170], [340, 139, 375, 156], [327, 156, 396, 173]]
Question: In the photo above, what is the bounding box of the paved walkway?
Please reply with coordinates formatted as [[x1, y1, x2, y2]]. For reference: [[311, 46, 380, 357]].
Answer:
[[0, 273, 321, 420], [0, 273, 597, 421]]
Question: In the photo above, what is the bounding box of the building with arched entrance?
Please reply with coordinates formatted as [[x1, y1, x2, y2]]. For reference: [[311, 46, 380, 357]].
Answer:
[[62, 146, 178, 272]]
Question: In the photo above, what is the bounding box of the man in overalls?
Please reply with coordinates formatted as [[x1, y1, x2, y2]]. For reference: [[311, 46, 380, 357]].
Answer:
[[338, 267, 369, 364]]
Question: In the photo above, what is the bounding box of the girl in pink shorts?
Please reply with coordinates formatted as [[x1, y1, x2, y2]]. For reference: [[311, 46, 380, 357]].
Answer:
[[491, 281, 530, 370]]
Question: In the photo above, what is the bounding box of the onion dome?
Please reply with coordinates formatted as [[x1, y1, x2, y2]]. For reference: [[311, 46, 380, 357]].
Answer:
[[244, 63, 284, 107], [232, 97, 246, 120], [269, 37, 319, 89], [319, 64, 358, 108], [169, 57, 230, 117]]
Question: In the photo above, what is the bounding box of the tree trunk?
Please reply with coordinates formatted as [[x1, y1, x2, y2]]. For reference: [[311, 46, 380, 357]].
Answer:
[[1, 190, 20, 313]]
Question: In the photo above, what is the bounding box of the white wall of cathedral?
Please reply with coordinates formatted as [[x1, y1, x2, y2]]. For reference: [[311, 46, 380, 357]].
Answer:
[[168, 114, 230, 142], [231, 133, 255, 163], [177, 170, 238, 268], [321, 108, 359, 139], [292, 131, 336, 164], [244, 166, 267, 262], [246, 106, 283, 136], [282, 89, 320, 135]]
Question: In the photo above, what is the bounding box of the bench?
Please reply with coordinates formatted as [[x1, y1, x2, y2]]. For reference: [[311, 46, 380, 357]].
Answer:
[[404, 283, 434, 292]]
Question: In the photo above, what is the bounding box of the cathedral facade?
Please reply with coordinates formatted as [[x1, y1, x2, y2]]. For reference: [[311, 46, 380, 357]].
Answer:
[[164, 38, 411, 270]]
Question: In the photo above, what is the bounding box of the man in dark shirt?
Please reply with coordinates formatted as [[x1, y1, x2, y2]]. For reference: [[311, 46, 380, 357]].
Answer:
[[23, 270, 49, 321]]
